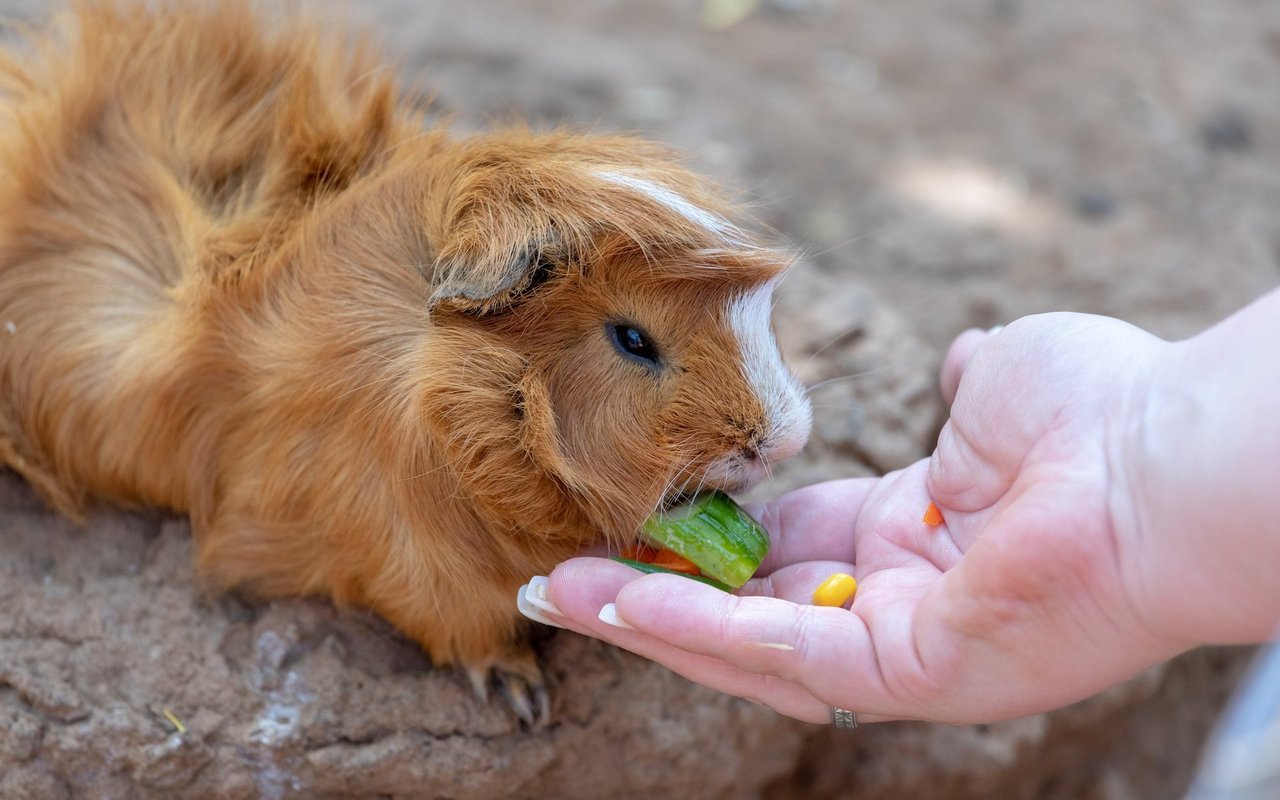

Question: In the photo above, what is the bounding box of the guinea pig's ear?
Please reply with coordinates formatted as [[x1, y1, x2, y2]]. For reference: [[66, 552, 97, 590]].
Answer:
[[427, 199, 561, 314]]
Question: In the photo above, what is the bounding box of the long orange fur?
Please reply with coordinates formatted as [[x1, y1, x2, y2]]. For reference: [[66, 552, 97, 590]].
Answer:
[[0, 1, 796, 711]]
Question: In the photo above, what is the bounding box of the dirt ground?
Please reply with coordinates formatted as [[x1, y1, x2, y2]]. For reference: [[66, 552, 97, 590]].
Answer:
[[1, 0, 1277, 798]]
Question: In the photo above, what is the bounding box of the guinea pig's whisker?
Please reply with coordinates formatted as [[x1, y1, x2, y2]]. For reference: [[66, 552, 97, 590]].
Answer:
[[654, 476, 679, 513], [652, 469, 687, 517], [797, 223, 894, 262], [804, 367, 892, 394], [646, 454, 703, 525], [807, 404, 872, 412], [794, 322, 869, 375], [687, 470, 712, 506]]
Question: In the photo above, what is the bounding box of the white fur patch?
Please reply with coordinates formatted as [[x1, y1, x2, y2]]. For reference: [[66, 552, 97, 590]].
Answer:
[[726, 281, 812, 467], [592, 170, 738, 238]]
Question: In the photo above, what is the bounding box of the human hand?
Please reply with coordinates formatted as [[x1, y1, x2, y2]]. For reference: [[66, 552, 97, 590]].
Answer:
[[535, 313, 1194, 724]]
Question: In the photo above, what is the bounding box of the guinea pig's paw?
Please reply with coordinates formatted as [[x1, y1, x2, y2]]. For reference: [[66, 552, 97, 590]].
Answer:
[[464, 646, 551, 728]]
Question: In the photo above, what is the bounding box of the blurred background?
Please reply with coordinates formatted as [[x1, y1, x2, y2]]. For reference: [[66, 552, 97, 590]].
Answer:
[[339, 0, 1280, 489], [0, 1, 1276, 797], [333, 0, 1280, 341]]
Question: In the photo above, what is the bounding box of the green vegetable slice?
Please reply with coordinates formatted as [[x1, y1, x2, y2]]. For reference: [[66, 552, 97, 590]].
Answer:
[[608, 557, 734, 592], [640, 491, 770, 589]]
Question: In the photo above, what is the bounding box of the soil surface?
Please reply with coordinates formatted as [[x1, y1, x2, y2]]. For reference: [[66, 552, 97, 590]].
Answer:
[[2, 0, 1277, 798]]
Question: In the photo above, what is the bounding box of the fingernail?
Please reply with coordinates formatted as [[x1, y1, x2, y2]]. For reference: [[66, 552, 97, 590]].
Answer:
[[986, 324, 1004, 336], [526, 576, 563, 616], [744, 641, 795, 651], [597, 603, 635, 630], [517, 584, 566, 629]]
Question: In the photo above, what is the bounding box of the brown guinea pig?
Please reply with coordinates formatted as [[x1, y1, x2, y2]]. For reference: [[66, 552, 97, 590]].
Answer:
[[0, 1, 812, 723]]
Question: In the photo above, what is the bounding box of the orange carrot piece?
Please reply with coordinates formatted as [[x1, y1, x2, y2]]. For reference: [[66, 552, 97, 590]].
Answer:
[[650, 548, 702, 576], [621, 543, 702, 575], [621, 543, 660, 563], [923, 501, 944, 527]]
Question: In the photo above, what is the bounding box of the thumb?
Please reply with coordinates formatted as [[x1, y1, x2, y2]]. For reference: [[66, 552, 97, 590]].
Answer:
[[928, 325, 1026, 513], [940, 326, 1001, 405]]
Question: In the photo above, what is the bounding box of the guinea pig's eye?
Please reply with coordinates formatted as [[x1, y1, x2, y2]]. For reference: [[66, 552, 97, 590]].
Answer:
[[608, 322, 661, 366]]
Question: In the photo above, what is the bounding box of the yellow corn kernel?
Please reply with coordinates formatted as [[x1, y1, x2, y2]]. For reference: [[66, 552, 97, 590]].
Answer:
[[812, 573, 858, 607]]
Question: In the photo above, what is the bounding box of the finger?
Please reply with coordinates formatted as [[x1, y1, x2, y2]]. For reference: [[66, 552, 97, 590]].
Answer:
[[929, 318, 1062, 514], [547, 557, 647, 620], [585, 619, 835, 722], [604, 628, 898, 724], [546, 560, 837, 721], [939, 327, 995, 405], [612, 573, 902, 713], [554, 556, 863, 625], [743, 478, 877, 574], [927, 414, 1021, 516]]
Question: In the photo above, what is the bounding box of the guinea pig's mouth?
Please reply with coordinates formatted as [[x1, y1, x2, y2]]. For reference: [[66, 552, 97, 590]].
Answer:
[[658, 482, 751, 512], [659, 450, 776, 511], [659, 470, 760, 511]]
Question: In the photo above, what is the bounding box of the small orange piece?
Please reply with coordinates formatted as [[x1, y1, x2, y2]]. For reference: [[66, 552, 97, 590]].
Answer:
[[813, 573, 858, 607], [620, 543, 701, 575], [923, 501, 945, 527], [620, 543, 660, 563], [650, 548, 702, 576]]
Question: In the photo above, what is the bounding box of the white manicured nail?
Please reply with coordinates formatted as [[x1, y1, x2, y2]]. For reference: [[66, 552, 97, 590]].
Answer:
[[517, 584, 565, 629], [526, 576, 564, 616], [986, 324, 1004, 336], [597, 603, 635, 630]]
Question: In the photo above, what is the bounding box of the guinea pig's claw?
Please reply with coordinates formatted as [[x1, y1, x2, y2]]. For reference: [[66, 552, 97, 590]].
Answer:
[[465, 649, 551, 728], [465, 665, 491, 704], [495, 668, 551, 728]]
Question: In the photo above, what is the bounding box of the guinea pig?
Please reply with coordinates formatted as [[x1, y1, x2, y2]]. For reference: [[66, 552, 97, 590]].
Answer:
[[0, 1, 812, 724]]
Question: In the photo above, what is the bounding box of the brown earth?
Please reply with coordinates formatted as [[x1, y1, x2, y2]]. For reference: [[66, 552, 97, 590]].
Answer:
[[2, 0, 1276, 797]]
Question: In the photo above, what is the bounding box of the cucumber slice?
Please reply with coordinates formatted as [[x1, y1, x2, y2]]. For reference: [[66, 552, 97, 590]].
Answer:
[[608, 557, 734, 592], [640, 491, 769, 589]]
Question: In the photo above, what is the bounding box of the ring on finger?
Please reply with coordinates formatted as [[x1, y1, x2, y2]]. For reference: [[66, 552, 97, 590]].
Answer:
[[831, 707, 858, 729]]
